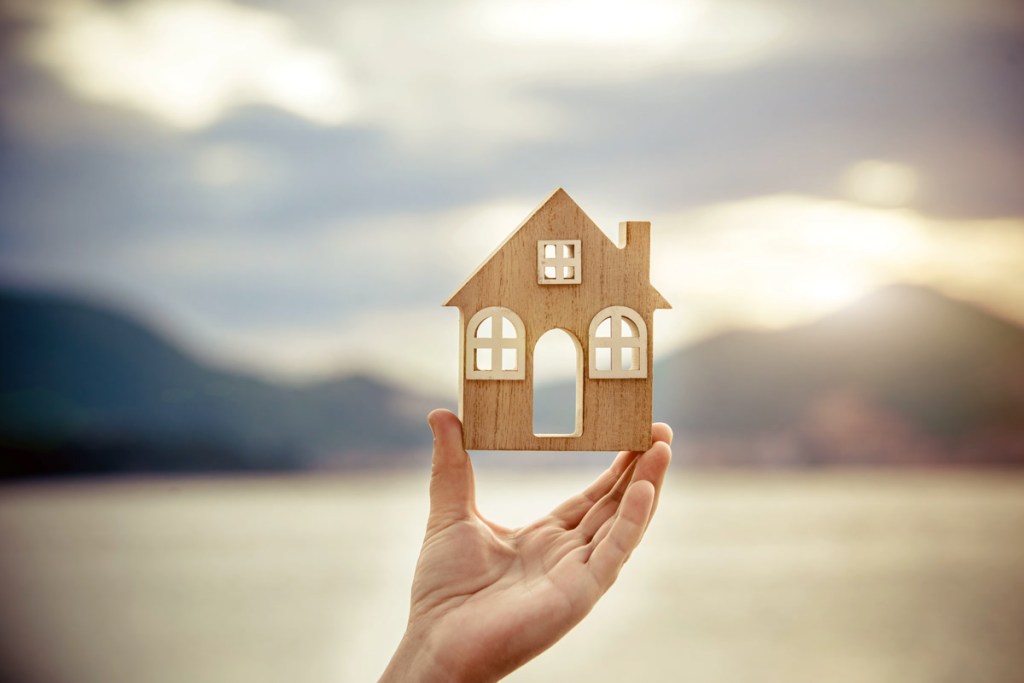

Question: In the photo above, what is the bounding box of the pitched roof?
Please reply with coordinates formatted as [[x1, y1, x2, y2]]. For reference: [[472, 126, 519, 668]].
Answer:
[[444, 187, 670, 309]]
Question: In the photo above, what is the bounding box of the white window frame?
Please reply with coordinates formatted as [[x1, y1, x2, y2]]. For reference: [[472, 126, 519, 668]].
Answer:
[[466, 307, 526, 380], [537, 239, 581, 285], [588, 306, 647, 379]]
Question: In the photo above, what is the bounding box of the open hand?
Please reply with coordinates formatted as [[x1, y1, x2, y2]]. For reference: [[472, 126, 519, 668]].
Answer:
[[380, 409, 673, 683]]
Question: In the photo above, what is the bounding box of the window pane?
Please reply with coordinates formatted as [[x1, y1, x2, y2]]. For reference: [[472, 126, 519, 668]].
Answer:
[[501, 317, 516, 338], [475, 348, 492, 371], [563, 266, 574, 279], [476, 317, 492, 338], [595, 346, 611, 371], [563, 243, 574, 258], [621, 318, 637, 337], [595, 318, 611, 337], [544, 243, 556, 257], [544, 266, 557, 279], [621, 347, 639, 371], [501, 348, 517, 370]]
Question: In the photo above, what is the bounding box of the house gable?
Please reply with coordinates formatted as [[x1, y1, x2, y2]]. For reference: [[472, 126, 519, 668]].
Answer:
[[444, 188, 670, 313]]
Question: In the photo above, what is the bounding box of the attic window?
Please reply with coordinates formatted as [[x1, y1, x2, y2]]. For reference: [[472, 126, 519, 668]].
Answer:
[[537, 240, 581, 285]]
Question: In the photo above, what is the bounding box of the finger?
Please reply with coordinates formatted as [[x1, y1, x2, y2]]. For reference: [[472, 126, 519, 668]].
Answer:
[[586, 480, 656, 593], [574, 440, 671, 541], [584, 508, 617, 553], [545, 449, 640, 528], [546, 423, 672, 530], [651, 422, 673, 447], [571, 458, 639, 540], [640, 440, 672, 533], [426, 409, 475, 522], [587, 440, 671, 564], [642, 423, 673, 528]]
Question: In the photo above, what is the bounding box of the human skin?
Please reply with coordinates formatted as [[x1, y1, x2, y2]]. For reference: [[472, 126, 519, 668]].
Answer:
[[379, 409, 673, 683]]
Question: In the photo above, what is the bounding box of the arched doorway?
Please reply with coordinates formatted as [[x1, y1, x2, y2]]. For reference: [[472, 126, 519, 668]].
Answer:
[[533, 328, 583, 437]]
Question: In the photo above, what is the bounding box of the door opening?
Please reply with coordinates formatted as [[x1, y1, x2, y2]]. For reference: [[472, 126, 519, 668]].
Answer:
[[533, 328, 583, 437]]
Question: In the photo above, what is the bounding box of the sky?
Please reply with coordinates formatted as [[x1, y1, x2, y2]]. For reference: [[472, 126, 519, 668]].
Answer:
[[0, 0, 1022, 396]]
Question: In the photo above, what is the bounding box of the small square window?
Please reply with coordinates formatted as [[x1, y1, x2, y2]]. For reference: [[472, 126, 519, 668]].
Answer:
[[537, 239, 581, 285]]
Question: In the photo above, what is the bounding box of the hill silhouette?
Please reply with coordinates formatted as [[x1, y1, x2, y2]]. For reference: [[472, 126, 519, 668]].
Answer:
[[652, 285, 1024, 466], [0, 288, 440, 476], [2, 284, 1023, 476]]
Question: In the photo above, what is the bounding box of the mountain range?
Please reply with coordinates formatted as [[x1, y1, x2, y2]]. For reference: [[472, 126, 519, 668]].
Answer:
[[651, 285, 1024, 466], [2, 284, 1022, 476], [0, 288, 440, 476]]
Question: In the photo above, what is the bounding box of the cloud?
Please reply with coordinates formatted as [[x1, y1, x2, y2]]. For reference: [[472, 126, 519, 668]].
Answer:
[[190, 305, 461, 395], [14, 0, 802, 148], [7, 0, 1022, 221], [24, 0, 355, 129], [0, 196, 536, 382], [842, 160, 919, 207], [1, 0, 1022, 392], [467, 0, 792, 68], [650, 194, 1024, 347]]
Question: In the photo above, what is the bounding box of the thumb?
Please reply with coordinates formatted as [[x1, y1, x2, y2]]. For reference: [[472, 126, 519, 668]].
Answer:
[[426, 409, 475, 521]]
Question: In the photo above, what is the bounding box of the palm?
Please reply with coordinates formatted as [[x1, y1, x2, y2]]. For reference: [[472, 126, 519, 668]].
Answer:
[[391, 410, 672, 682]]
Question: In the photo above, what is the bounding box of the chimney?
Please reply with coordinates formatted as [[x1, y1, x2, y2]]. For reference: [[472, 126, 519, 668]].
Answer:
[[618, 221, 651, 277]]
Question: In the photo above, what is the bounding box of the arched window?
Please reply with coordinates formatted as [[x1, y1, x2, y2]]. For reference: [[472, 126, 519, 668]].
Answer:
[[588, 306, 647, 379], [466, 307, 526, 380]]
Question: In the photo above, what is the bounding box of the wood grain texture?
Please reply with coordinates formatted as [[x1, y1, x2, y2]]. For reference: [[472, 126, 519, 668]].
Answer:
[[444, 188, 670, 451]]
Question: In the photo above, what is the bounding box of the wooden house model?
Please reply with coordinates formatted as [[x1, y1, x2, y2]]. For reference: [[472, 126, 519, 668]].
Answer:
[[444, 188, 670, 451]]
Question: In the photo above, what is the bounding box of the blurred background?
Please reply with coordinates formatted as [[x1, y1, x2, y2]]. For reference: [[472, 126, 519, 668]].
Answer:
[[1, 0, 1023, 681]]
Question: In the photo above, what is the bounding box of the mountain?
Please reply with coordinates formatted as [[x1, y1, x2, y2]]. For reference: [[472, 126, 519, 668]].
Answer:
[[0, 288, 442, 477], [4, 283, 1023, 476], [534, 284, 1024, 466], [650, 285, 1024, 466]]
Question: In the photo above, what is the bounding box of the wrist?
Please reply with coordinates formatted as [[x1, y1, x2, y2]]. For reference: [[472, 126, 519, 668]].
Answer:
[[379, 625, 458, 683]]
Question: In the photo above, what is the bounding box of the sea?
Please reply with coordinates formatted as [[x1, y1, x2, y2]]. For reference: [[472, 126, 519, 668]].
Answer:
[[1, 468, 1022, 683]]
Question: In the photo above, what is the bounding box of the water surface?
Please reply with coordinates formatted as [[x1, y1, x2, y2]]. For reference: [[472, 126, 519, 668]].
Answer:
[[1, 470, 1022, 682]]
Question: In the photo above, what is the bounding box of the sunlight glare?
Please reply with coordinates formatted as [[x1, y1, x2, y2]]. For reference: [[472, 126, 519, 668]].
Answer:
[[650, 195, 932, 334], [843, 160, 919, 207], [478, 0, 692, 45], [473, 0, 789, 70]]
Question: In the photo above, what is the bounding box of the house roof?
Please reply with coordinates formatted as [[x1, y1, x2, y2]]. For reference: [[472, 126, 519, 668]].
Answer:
[[444, 187, 670, 310]]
